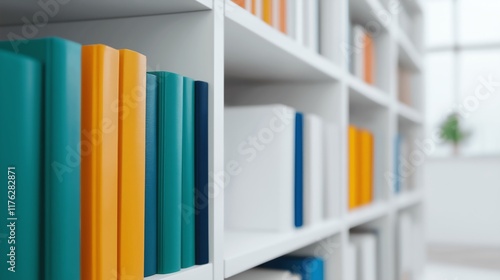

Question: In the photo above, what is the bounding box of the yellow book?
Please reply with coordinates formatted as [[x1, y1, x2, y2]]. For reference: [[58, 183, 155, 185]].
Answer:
[[81, 45, 119, 280], [360, 130, 374, 205], [262, 0, 273, 25], [348, 125, 360, 209], [117, 49, 147, 279]]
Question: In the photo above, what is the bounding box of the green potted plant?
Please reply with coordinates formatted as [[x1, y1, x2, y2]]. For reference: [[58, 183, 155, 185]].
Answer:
[[439, 112, 470, 156]]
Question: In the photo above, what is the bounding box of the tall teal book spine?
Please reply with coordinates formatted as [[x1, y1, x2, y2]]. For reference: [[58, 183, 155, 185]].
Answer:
[[0, 37, 82, 280], [149, 71, 183, 274], [181, 77, 195, 268], [0, 51, 42, 280]]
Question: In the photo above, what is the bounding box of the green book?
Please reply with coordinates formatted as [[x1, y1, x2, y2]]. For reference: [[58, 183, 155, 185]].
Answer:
[[149, 71, 183, 274], [181, 77, 195, 268], [0, 37, 82, 280], [0, 51, 42, 280]]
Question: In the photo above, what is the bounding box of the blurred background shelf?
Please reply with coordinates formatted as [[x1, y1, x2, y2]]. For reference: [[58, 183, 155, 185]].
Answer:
[[225, 1, 342, 82]]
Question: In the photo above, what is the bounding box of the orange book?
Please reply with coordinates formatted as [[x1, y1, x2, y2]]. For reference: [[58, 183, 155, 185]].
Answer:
[[280, 0, 287, 33], [117, 49, 147, 279], [233, 0, 246, 8], [348, 125, 360, 209], [252, 0, 258, 15], [81, 45, 119, 280], [364, 33, 375, 84], [262, 0, 273, 25], [359, 130, 374, 205]]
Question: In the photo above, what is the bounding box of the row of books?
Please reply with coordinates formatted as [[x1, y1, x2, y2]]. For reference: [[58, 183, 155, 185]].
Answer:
[[347, 232, 379, 280], [349, 24, 376, 85], [225, 105, 340, 231], [232, 0, 320, 52], [0, 37, 209, 280], [394, 134, 415, 194], [230, 255, 324, 280], [398, 213, 421, 280], [348, 125, 375, 210]]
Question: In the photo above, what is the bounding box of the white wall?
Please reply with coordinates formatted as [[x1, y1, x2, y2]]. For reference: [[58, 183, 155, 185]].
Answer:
[[424, 156, 500, 247]]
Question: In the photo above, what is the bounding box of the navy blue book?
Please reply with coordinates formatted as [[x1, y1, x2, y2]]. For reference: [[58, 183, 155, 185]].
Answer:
[[295, 112, 304, 228], [261, 256, 324, 280], [144, 74, 158, 277], [194, 81, 209, 265]]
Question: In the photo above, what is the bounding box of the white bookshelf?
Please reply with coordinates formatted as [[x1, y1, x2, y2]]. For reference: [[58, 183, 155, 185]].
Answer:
[[0, 0, 425, 279]]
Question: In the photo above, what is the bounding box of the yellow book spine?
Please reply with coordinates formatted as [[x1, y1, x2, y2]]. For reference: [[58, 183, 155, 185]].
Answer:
[[117, 49, 147, 279], [360, 130, 372, 205], [348, 125, 360, 209], [81, 45, 119, 280], [262, 0, 273, 25], [368, 132, 374, 202]]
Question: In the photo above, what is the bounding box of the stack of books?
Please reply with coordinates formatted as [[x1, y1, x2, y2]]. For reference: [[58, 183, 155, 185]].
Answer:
[[349, 24, 376, 85], [232, 0, 320, 52], [348, 125, 375, 210], [224, 105, 340, 232], [0, 37, 210, 279]]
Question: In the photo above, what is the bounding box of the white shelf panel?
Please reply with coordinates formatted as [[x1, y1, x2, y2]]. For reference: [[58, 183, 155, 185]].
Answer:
[[398, 28, 422, 72], [0, 0, 211, 27], [398, 102, 423, 125], [225, 2, 342, 82], [396, 191, 423, 210], [348, 75, 391, 109], [145, 264, 213, 280], [347, 202, 390, 228], [224, 220, 343, 278], [350, 0, 391, 32]]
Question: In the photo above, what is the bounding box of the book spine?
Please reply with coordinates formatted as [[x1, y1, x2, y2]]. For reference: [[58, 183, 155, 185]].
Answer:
[[81, 44, 119, 280], [262, 0, 273, 25], [44, 39, 82, 280], [182, 77, 196, 268], [348, 125, 360, 209], [118, 49, 147, 279], [151, 71, 183, 273], [360, 130, 371, 205], [0, 51, 42, 280], [144, 74, 158, 277], [195, 81, 209, 265], [294, 112, 304, 228]]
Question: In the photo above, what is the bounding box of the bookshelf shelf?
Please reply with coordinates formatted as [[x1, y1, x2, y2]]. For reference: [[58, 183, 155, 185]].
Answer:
[[0, 0, 425, 279], [225, 2, 342, 82], [224, 220, 343, 278], [348, 75, 391, 109], [0, 0, 212, 27], [398, 102, 423, 125], [347, 202, 390, 228], [398, 28, 423, 72], [396, 191, 423, 210], [145, 265, 213, 280]]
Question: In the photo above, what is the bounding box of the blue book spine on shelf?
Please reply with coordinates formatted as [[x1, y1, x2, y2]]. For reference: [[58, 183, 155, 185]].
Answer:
[[144, 74, 158, 277], [194, 81, 209, 265], [295, 112, 304, 228], [261, 256, 325, 280], [394, 134, 402, 193]]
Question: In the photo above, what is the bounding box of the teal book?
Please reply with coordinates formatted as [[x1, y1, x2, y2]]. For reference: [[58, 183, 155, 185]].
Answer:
[[0, 51, 42, 280], [0, 37, 82, 280], [149, 71, 183, 274], [181, 77, 195, 268]]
